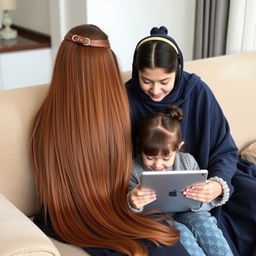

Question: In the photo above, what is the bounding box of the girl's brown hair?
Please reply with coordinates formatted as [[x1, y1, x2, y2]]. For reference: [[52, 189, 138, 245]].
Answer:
[[30, 24, 179, 256], [138, 105, 183, 156]]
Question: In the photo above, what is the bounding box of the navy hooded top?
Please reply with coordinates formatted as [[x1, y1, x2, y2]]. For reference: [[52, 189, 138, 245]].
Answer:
[[126, 26, 238, 194]]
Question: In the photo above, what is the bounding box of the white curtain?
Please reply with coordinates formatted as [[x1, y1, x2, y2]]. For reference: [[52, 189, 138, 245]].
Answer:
[[226, 0, 256, 54]]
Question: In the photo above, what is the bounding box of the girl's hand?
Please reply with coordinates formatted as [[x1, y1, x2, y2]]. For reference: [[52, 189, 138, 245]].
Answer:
[[129, 184, 156, 209], [183, 180, 222, 203]]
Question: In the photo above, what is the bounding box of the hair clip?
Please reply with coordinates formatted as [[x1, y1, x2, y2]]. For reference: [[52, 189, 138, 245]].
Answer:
[[72, 35, 91, 46], [65, 32, 110, 48]]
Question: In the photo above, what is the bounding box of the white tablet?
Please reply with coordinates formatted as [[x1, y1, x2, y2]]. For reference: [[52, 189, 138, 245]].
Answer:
[[141, 169, 208, 212]]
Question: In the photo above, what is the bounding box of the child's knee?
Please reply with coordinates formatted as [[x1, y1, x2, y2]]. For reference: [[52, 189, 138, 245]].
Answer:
[[176, 211, 217, 227]]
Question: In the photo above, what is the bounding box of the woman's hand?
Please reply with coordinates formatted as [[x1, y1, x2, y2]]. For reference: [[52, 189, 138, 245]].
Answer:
[[183, 180, 222, 203], [129, 184, 156, 209]]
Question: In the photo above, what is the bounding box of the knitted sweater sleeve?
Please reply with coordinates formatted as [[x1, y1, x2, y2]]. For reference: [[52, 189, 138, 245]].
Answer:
[[177, 153, 230, 211]]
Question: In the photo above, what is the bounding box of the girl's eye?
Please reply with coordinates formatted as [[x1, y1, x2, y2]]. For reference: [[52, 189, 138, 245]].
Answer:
[[163, 154, 173, 161], [146, 156, 154, 160]]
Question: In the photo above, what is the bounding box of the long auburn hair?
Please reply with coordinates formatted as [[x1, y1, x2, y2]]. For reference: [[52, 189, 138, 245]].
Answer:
[[30, 24, 179, 256]]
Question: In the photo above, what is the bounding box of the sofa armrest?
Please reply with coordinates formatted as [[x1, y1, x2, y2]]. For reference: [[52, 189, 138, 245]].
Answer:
[[0, 193, 60, 256]]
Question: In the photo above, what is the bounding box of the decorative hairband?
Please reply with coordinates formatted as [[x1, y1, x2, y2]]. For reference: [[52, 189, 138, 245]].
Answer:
[[65, 32, 110, 48], [136, 36, 178, 54]]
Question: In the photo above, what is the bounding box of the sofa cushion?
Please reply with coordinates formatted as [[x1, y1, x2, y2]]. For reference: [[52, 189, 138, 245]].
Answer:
[[240, 141, 256, 164]]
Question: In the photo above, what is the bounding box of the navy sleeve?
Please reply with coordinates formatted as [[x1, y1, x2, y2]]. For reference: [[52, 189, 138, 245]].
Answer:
[[207, 93, 238, 194]]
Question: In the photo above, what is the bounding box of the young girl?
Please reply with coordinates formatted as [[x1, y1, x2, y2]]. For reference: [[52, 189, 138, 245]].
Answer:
[[128, 105, 233, 256]]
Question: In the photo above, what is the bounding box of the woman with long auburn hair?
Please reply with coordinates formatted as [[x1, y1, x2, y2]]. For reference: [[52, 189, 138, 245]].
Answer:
[[30, 24, 190, 256]]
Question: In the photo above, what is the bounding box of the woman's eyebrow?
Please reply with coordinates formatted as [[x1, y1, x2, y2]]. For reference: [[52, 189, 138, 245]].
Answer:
[[140, 76, 171, 82], [160, 78, 171, 82]]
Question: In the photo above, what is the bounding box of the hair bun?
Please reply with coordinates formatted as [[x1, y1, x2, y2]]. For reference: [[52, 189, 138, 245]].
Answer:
[[165, 105, 183, 123], [150, 26, 168, 36]]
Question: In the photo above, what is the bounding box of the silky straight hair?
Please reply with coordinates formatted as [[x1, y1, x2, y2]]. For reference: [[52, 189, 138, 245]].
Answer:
[[30, 24, 179, 256]]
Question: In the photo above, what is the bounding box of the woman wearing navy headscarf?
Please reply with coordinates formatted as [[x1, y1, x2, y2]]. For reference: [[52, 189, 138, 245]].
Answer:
[[126, 26, 256, 256]]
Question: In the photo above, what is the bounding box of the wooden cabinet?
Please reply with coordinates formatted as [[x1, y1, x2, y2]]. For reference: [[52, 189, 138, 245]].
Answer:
[[0, 26, 52, 90]]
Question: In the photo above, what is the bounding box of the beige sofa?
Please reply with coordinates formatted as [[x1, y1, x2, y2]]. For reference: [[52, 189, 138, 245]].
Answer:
[[0, 51, 256, 256]]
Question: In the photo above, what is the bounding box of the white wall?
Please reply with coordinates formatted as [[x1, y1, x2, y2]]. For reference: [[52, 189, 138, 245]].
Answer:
[[48, 0, 195, 71], [86, 0, 196, 71], [49, 0, 87, 58], [8, 0, 196, 73], [12, 0, 50, 35]]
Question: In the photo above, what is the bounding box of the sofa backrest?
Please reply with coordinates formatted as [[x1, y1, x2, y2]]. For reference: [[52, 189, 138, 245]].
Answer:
[[0, 51, 255, 217], [184, 51, 256, 151], [0, 85, 48, 216]]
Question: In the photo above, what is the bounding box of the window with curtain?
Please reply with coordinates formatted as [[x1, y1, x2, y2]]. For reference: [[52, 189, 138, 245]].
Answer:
[[193, 0, 256, 59]]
